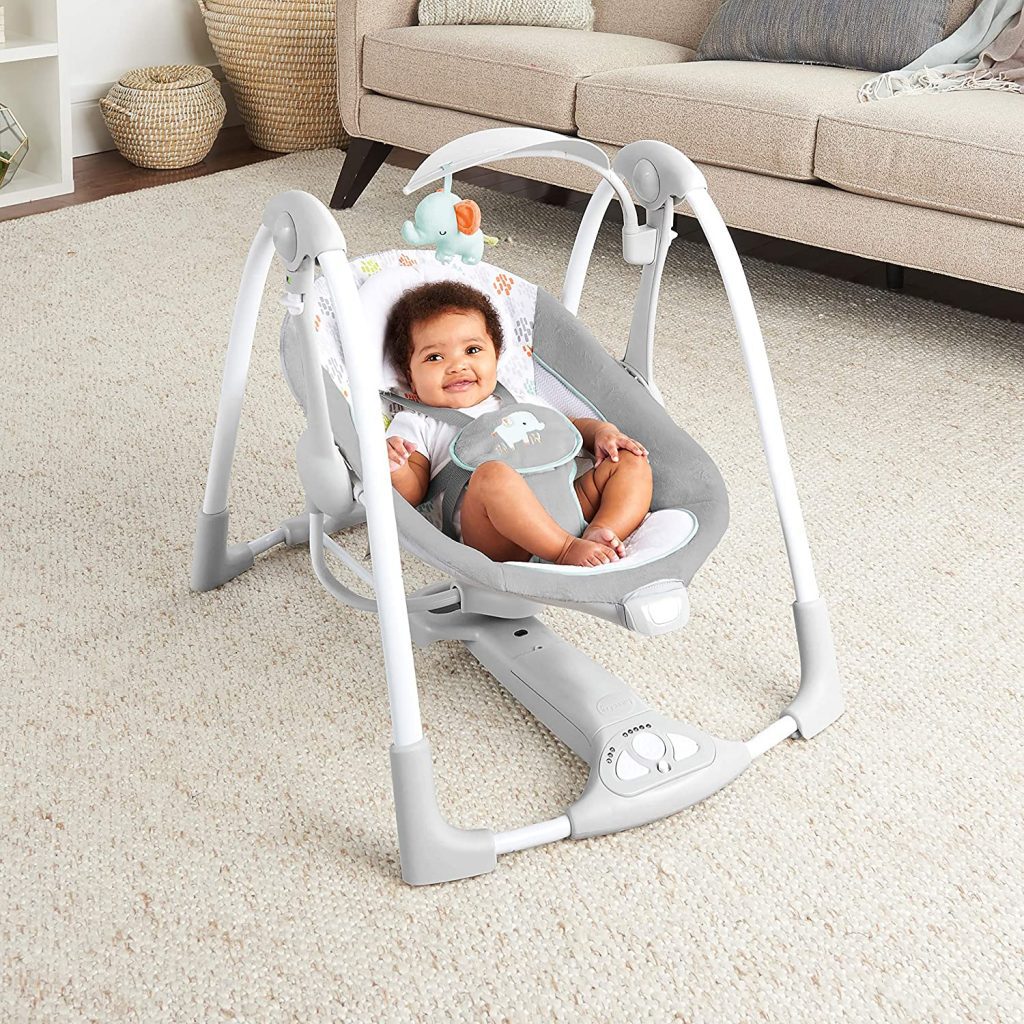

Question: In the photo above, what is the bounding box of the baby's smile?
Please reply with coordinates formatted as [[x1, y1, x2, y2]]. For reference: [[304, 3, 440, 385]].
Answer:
[[406, 308, 499, 409]]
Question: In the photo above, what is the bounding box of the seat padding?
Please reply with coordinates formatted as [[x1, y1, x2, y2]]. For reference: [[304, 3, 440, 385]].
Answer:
[[507, 508, 699, 574]]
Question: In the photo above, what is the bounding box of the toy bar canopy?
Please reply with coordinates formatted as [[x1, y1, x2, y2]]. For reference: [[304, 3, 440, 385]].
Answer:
[[403, 128, 611, 194]]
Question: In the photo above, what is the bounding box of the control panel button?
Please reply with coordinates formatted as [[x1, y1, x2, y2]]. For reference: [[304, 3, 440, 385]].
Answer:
[[615, 750, 649, 781], [632, 732, 666, 761], [668, 732, 699, 760]]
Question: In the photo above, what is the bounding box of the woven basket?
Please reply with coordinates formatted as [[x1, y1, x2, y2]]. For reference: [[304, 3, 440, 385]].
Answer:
[[100, 65, 227, 169], [195, 0, 346, 153]]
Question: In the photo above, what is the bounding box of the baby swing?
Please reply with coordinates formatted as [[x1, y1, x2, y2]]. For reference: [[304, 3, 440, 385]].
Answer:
[[192, 128, 843, 886]]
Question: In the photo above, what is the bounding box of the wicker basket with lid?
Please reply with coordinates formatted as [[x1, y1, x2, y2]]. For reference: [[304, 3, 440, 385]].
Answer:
[[100, 65, 227, 170]]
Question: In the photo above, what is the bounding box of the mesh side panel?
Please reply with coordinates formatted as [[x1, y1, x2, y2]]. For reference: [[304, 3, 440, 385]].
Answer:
[[279, 317, 307, 411], [535, 360, 602, 419]]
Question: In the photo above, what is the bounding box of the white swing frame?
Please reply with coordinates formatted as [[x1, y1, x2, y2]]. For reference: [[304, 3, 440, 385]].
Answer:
[[194, 129, 843, 883]]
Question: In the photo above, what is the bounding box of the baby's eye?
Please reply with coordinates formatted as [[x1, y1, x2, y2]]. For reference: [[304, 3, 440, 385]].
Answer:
[[425, 353, 442, 362], [466, 345, 482, 355]]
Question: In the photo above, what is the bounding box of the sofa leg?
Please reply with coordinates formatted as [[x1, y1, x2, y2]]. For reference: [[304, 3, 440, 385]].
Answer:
[[885, 263, 905, 290], [330, 138, 394, 209], [540, 184, 573, 207]]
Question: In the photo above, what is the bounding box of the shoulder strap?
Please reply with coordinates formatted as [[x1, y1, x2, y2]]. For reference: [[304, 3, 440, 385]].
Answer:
[[381, 379, 519, 424], [491, 380, 517, 403], [381, 390, 471, 426]]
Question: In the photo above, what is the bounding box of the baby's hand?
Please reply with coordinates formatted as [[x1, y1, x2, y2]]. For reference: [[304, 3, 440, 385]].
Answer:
[[593, 424, 647, 466], [386, 436, 418, 472]]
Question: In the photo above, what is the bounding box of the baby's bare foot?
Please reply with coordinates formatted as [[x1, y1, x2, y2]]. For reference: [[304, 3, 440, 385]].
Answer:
[[582, 524, 626, 558], [556, 535, 619, 567]]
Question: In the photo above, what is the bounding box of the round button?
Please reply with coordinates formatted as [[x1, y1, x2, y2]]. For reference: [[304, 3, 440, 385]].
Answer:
[[632, 731, 666, 761], [632, 158, 661, 203], [273, 212, 298, 263]]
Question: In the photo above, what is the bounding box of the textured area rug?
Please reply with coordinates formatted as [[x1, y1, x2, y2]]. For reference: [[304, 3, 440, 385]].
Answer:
[[1, 150, 1022, 1024]]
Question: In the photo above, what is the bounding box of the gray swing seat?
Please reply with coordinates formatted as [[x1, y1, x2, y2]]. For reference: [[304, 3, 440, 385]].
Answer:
[[280, 258, 728, 635]]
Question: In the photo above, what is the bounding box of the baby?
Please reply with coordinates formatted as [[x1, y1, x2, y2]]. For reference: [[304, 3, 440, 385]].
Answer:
[[384, 281, 652, 567]]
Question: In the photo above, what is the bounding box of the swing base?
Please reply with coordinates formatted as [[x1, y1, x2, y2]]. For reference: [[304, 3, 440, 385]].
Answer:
[[393, 605, 753, 882]]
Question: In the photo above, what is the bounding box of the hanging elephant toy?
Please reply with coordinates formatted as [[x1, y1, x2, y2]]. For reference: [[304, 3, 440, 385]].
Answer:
[[401, 168, 497, 265]]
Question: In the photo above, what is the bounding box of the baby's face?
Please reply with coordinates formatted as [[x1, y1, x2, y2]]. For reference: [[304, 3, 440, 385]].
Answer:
[[407, 309, 498, 408]]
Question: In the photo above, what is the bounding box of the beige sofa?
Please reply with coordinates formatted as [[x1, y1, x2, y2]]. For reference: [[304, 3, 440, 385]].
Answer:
[[333, 0, 1024, 293]]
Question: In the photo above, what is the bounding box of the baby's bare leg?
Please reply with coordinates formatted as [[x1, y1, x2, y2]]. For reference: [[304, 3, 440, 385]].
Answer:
[[574, 450, 653, 547], [459, 461, 618, 566]]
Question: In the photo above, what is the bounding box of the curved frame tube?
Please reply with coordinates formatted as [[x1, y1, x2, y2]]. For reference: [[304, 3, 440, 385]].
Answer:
[[561, 178, 821, 605], [685, 187, 819, 603], [202, 225, 276, 515], [562, 179, 615, 316], [512, 149, 639, 234], [319, 250, 426, 747], [196, 207, 429, 748]]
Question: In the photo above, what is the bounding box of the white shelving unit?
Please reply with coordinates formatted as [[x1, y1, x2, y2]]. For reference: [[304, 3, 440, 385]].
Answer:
[[0, 0, 73, 208]]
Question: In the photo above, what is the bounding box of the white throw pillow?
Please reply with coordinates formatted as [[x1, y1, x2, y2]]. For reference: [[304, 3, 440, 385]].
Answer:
[[418, 0, 594, 31]]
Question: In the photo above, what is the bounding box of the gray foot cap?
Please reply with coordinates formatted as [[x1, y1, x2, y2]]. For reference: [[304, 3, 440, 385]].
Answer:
[[390, 738, 496, 886], [190, 508, 255, 592], [785, 597, 844, 738]]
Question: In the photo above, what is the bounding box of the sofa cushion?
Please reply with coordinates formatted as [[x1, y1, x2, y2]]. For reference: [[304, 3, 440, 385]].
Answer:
[[576, 60, 871, 180], [815, 92, 1024, 228], [362, 25, 691, 133]]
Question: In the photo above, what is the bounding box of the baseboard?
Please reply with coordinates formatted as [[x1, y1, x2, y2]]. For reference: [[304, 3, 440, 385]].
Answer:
[[71, 64, 242, 158]]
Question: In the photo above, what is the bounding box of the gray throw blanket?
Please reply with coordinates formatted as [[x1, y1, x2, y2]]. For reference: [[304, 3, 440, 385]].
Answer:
[[860, 0, 1024, 99]]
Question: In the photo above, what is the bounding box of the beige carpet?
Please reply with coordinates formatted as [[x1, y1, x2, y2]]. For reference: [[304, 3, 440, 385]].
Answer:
[[2, 150, 1022, 1024]]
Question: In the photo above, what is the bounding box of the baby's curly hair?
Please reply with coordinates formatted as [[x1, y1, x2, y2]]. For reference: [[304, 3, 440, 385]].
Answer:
[[383, 281, 504, 383]]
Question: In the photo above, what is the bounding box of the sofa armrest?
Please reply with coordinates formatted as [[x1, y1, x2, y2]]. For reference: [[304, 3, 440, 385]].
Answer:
[[337, 0, 419, 137]]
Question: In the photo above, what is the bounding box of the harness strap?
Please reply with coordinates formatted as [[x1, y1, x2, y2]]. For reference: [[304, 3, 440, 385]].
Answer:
[[381, 380, 518, 539], [380, 379, 517, 423], [430, 460, 470, 539]]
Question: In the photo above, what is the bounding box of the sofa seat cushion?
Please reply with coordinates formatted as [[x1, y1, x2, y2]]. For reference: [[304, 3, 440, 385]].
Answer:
[[815, 92, 1024, 228], [576, 60, 872, 181], [362, 26, 691, 133]]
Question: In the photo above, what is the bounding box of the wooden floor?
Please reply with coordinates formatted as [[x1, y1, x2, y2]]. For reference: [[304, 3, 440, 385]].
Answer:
[[0, 126, 279, 223], [3, 126, 1021, 323]]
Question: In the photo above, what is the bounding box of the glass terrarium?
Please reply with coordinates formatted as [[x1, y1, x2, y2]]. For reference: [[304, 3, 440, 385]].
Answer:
[[0, 104, 29, 190]]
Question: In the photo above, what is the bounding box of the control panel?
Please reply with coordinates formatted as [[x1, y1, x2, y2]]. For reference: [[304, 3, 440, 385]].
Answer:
[[598, 715, 715, 797]]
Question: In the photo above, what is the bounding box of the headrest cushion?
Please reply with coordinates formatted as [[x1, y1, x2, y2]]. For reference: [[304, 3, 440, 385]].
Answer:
[[305, 249, 539, 404]]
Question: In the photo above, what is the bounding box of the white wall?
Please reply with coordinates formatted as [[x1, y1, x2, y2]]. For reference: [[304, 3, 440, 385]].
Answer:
[[66, 0, 240, 157]]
